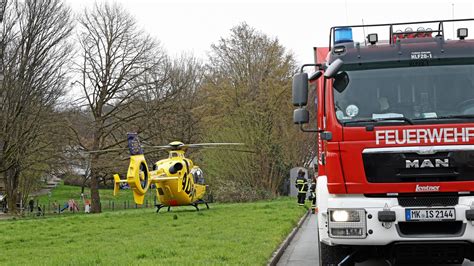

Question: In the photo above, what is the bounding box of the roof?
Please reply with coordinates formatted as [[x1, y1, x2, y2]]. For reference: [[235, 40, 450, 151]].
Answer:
[[328, 38, 474, 69], [325, 18, 474, 69]]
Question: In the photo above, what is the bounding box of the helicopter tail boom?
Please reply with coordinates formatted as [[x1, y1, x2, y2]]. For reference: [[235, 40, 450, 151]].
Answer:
[[150, 176, 179, 182]]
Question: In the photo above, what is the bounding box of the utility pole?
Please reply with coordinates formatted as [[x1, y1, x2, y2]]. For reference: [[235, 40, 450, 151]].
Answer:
[[344, 0, 349, 24], [452, 3, 455, 39]]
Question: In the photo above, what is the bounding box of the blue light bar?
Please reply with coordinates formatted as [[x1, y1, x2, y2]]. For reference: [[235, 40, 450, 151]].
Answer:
[[334, 27, 353, 44]]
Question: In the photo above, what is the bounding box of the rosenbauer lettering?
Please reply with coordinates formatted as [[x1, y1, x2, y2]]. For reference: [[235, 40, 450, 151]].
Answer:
[[375, 127, 474, 145]]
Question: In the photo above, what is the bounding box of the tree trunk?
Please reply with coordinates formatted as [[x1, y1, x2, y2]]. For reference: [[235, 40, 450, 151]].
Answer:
[[89, 138, 101, 213], [7, 191, 17, 214], [90, 170, 101, 213], [5, 165, 20, 213]]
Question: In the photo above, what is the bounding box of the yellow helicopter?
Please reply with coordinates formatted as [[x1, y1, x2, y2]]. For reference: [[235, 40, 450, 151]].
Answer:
[[113, 133, 243, 212]]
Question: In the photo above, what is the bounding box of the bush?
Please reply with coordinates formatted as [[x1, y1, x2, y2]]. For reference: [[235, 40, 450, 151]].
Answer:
[[210, 179, 274, 203], [63, 174, 112, 189], [63, 174, 85, 187]]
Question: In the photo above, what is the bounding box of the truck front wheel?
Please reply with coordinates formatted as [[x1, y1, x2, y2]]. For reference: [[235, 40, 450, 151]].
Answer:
[[319, 242, 353, 266]]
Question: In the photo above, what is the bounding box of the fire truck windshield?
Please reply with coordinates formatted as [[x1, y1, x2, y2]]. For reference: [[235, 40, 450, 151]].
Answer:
[[333, 64, 474, 124]]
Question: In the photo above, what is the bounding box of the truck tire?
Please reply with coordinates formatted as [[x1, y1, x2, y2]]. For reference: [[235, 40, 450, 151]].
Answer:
[[319, 242, 353, 266]]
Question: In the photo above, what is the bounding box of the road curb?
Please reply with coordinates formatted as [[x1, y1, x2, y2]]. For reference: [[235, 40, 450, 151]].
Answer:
[[268, 209, 311, 266]]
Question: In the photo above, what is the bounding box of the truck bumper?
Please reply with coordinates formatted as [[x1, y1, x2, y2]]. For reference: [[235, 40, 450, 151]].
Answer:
[[316, 177, 474, 247], [388, 241, 474, 264], [335, 241, 474, 264]]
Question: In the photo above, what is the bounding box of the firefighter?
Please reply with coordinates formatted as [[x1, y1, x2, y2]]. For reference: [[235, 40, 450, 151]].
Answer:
[[308, 176, 317, 213], [295, 169, 308, 206]]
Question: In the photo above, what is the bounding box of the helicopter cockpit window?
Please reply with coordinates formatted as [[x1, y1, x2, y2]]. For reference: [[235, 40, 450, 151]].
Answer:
[[191, 169, 205, 184], [197, 171, 205, 184]]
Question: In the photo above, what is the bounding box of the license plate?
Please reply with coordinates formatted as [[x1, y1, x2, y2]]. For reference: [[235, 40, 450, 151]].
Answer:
[[406, 208, 455, 221]]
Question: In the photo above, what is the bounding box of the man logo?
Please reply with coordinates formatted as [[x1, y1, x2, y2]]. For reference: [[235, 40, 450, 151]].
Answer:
[[405, 158, 449, 168]]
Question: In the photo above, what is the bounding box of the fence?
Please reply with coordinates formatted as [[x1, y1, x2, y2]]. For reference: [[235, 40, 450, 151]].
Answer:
[[23, 198, 159, 217]]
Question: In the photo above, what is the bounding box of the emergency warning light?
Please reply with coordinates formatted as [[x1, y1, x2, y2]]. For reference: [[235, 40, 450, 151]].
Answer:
[[334, 27, 353, 44]]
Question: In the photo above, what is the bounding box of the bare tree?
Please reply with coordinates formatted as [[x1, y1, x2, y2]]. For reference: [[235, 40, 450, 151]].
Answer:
[[201, 23, 307, 200], [140, 54, 205, 146], [0, 0, 73, 212], [74, 2, 168, 213]]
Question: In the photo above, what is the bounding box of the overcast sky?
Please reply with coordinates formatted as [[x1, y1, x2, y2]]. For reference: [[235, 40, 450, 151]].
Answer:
[[66, 0, 474, 65]]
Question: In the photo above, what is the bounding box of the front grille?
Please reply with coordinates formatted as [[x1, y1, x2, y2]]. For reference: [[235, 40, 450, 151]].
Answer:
[[397, 221, 465, 237], [398, 195, 458, 207], [362, 150, 474, 183], [391, 242, 470, 264]]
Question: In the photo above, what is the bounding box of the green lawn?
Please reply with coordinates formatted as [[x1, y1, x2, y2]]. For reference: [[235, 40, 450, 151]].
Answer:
[[0, 197, 306, 265]]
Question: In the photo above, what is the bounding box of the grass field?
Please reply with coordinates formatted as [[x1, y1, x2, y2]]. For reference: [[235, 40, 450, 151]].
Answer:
[[0, 197, 307, 265]]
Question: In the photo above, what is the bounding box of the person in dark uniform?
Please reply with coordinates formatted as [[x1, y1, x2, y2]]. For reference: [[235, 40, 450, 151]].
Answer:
[[28, 198, 35, 213], [308, 177, 317, 213], [295, 170, 308, 206]]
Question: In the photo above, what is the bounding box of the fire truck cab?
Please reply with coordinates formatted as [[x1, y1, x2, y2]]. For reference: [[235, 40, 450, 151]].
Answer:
[[293, 19, 474, 265]]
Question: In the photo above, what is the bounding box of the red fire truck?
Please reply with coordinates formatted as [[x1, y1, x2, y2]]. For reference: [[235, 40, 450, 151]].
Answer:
[[293, 19, 474, 265]]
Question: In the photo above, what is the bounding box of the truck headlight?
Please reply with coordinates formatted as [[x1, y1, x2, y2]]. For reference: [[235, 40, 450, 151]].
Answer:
[[330, 210, 361, 222], [328, 209, 366, 239]]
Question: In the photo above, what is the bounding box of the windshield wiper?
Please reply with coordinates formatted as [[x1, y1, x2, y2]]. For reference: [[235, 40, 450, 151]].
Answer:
[[343, 116, 414, 125], [414, 114, 474, 120]]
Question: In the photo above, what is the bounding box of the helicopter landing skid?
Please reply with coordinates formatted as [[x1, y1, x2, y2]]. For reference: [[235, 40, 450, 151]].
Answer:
[[194, 199, 210, 210], [191, 199, 210, 211], [155, 200, 210, 213], [155, 204, 171, 213]]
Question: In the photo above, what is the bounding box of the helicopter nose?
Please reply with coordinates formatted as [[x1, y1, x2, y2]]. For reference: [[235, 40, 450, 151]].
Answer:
[[169, 162, 183, 174]]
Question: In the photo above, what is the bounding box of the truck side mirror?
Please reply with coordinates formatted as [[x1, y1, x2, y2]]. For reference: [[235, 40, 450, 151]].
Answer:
[[292, 73, 308, 106], [293, 108, 309, 124]]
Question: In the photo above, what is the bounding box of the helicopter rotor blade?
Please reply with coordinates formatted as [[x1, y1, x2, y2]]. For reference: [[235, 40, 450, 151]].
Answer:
[[142, 148, 171, 155], [199, 147, 255, 153], [85, 147, 129, 154], [146, 145, 174, 150], [83, 143, 245, 154], [185, 143, 245, 148]]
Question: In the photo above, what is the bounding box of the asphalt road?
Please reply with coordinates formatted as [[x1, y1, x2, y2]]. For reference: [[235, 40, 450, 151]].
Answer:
[[276, 211, 474, 266], [277, 211, 319, 266]]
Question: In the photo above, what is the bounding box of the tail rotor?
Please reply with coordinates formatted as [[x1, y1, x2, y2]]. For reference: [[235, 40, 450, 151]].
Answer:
[[113, 133, 151, 204]]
